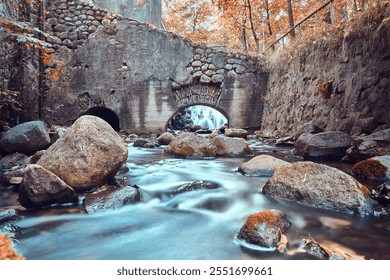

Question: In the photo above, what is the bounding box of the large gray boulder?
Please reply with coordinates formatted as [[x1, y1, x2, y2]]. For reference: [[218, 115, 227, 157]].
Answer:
[[211, 136, 252, 157], [237, 210, 290, 249], [262, 162, 374, 216], [352, 155, 390, 180], [294, 131, 353, 159], [0, 121, 50, 155], [165, 132, 216, 158], [343, 129, 390, 162], [19, 164, 78, 209], [37, 116, 128, 191], [238, 155, 290, 176]]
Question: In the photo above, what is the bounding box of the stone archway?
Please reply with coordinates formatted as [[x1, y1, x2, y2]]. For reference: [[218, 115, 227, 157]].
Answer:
[[82, 107, 120, 131]]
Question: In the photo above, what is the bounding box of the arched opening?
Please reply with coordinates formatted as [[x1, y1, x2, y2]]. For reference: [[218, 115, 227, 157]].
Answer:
[[82, 107, 120, 131], [167, 105, 229, 131]]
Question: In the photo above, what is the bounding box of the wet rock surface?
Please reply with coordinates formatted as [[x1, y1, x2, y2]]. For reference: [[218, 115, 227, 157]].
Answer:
[[165, 132, 217, 158], [37, 116, 128, 191], [211, 136, 252, 157], [19, 164, 78, 209], [237, 210, 290, 248], [171, 181, 220, 194], [344, 129, 390, 162], [224, 128, 248, 138], [294, 131, 353, 159], [157, 132, 175, 145], [0, 153, 28, 171], [0, 121, 51, 155], [302, 237, 353, 260], [371, 183, 390, 206], [238, 155, 290, 176], [84, 185, 141, 214], [295, 123, 323, 139], [352, 155, 390, 180], [262, 162, 374, 215]]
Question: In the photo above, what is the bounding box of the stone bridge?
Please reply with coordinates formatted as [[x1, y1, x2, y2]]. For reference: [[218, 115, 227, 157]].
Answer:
[[42, 0, 268, 133]]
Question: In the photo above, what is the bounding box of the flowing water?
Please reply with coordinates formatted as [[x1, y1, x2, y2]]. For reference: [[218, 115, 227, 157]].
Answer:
[[190, 106, 228, 129], [7, 142, 390, 260]]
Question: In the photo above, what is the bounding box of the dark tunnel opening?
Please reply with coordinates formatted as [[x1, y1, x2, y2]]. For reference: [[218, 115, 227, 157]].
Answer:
[[82, 107, 120, 132]]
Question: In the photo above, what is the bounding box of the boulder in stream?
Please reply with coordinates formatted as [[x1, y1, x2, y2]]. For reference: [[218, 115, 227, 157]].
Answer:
[[165, 132, 217, 158], [19, 164, 78, 209], [294, 131, 353, 159], [238, 155, 290, 176], [37, 116, 128, 191], [224, 128, 248, 138], [302, 237, 353, 260], [343, 129, 390, 162], [0, 121, 51, 155], [211, 136, 252, 157], [83, 185, 141, 213], [237, 210, 290, 249], [171, 181, 220, 194], [157, 132, 175, 145], [352, 155, 390, 180], [262, 162, 374, 216]]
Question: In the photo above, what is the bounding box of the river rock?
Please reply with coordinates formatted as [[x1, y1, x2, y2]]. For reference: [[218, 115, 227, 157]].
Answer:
[[294, 131, 353, 159], [0, 121, 51, 155], [0, 209, 19, 224], [302, 237, 352, 260], [165, 132, 217, 158], [236, 210, 290, 248], [172, 181, 220, 194], [262, 162, 373, 215], [0, 153, 28, 171], [295, 123, 323, 139], [352, 156, 390, 180], [19, 164, 78, 209], [157, 132, 175, 145], [224, 128, 248, 138], [238, 155, 290, 176], [211, 136, 252, 157], [343, 129, 390, 162], [0, 167, 26, 184], [83, 185, 141, 214], [37, 116, 128, 191], [0, 234, 24, 260], [371, 183, 390, 206], [133, 139, 149, 147]]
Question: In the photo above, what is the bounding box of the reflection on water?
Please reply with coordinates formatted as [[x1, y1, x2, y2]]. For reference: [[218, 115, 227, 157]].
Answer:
[[10, 143, 390, 260]]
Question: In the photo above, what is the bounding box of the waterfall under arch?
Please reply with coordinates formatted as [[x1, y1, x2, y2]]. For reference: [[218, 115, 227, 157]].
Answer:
[[167, 105, 229, 130]]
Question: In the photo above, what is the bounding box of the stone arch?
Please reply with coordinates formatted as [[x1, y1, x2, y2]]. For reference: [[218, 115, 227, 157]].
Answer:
[[166, 103, 230, 131], [82, 107, 120, 131]]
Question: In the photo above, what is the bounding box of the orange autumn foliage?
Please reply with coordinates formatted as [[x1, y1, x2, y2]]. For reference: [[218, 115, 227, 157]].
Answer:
[[163, 0, 387, 54], [0, 235, 24, 260]]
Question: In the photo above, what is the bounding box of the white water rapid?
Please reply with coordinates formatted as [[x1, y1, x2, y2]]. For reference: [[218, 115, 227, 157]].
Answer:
[[189, 106, 228, 129]]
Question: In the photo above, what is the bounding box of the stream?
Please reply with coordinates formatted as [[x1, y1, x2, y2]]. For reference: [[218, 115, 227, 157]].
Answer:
[[8, 141, 390, 260]]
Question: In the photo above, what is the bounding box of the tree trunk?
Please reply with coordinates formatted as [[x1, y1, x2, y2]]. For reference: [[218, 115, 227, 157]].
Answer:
[[263, 0, 273, 35], [286, 0, 295, 41], [240, 22, 248, 54], [352, 0, 358, 11], [247, 0, 260, 53]]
